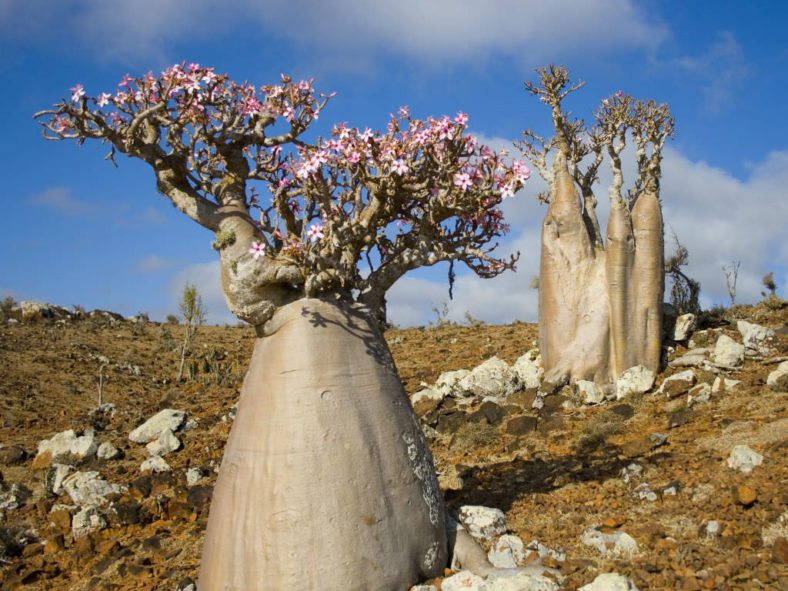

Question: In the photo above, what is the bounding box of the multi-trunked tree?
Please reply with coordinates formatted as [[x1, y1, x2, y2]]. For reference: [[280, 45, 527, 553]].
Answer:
[[36, 64, 529, 589], [518, 65, 674, 388]]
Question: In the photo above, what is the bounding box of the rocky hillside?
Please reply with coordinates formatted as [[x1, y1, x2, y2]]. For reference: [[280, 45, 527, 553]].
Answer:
[[0, 301, 787, 590]]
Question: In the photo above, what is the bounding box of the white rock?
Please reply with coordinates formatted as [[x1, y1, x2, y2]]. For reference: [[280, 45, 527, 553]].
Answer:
[[767, 361, 788, 392], [145, 428, 181, 456], [488, 534, 526, 568], [524, 539, 566, 562], [434, 369, 472, 398], [50, 463, 73, 495], [459, 357, 519, 399], [576, 380, 605, 405], [36, 430, 77, 461], [186, 467, 205, 486], [657, 370, 696, 399], [0, 484, 30, 511], [711, 376, 742, 394], [72, 505, 107, 538], [129, 409, 187, 443], [727, 445, 764, 473], [712, 335, 744, 367], [488, 572, 560, 591], [704, 520, 720, 540], [512, 350, 544, 390], [410, 586, 438, 591], [141, 456, 171, 473], [442, 571, 488, 591], [673, 313, 697, 341], [615, 366, 655, 400], [62, 471, 125, 506], [411, 388, 444, 405], [69, 427, 98, 458], [579, 573, 640, 591], [737, 320, 776, 354], [458, 505, 507, 543], [687, 383, 711, 407], [581, 528, 638, 557], [97, 441, 121, 460]]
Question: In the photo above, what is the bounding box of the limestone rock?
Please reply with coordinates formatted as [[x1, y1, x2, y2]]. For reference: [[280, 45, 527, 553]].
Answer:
[[145, 428, 181, 457], [458, 505, 507, 543], [62, 471, 125, 506], [737, 320, 776, 355], [459, 357, 518, 399], [576, 380, 605, 405], [50, 463, 73, 495], [673, 313, 697, 341], [72, 505, 107, 538], [727, 445, 764, 473], [96, 441, 121, 460], [579, 573, 640, 591], [69, 427, 98, 458], [712, 376, 742, 394], [512, 350, 543, 390], [35, 430, 77, 465], [581, 527, 638, 557], [615, 366, 655, 400], [441, 571, 487, 591], [687, 383, 711, 407], [712, 335, 744, 367], [129, 409, 187, 443], [488, 534, 526, 568], [657, 370, 696, 399], [186, 467, 205, 486], [434, 369, 472, 398], [767, 361, 788, 392], [140, 456, 171, 473], [488, 573, 560, 591]]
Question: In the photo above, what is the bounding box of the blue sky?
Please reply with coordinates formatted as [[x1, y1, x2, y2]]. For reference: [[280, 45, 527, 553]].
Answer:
[[1, 0, 786, 326]]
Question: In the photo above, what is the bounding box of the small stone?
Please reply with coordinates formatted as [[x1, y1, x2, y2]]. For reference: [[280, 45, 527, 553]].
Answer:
[[737, 320, 776, 354], [438, 464, 464, 491], [767, 361, 788, 392], [732, 485, 757, 506], [488, 534, 526, 568], [649, 433, 668, 446], [129, 409, 187, 443], [185, 467, 204, 485], [704, 520, 720, 540], [602, 515, 626, 530], [0, 445, 28, 466], [673, 314, 697, 341], [512, 349, 544, 390], [576, 380, 605, 405], [727, 445, 764, 473], [69, 427, 98, 458], [145, 428, 181, 456], [96, 441, 121, 460], [772, 537, 788, 564], [658, 370, 696, 399], [62, 471, 125, 506], [72, 505, 107, 538], [140, 456, 171, 473], [711, 376, 741, 394], [579, 573, 640, 591], [441, 571, 486, 591], [686, 383, 711, 407]]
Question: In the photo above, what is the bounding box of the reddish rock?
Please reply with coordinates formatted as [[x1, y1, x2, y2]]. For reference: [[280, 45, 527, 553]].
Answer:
[[773, 537, 788, 564]]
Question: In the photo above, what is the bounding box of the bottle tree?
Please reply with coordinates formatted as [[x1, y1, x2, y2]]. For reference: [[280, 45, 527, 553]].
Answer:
[[36, 64, 527, 590], [517, 66, 674, 388]]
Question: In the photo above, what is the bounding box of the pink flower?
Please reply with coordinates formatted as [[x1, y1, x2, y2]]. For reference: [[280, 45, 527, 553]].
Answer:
[[53, 116, 70, 133], [202, 70, 217, 84], [499, 183, 516, 199], [347, 151, 361, 164], [602, 98, 610, 106], [306, 222, 325, 243], [391, 159, 409, 176], [454, 172, 473, 191], [359, 127, 374, 141], [248, 241, 266, 260], [454, 111, 469, 126], [70, 84, 85, 102], [512, 160, 531, 183], [616, 90, 624, 97], [398, 106, 410, 119], [96, 93, 112, 107]]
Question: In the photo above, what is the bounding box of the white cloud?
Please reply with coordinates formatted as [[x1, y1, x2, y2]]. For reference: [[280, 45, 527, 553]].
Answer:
[[133, 255, 180, 274], [167, 261, 236, 325], [2, 0, 667, 68], [29, 187, 95, 216]]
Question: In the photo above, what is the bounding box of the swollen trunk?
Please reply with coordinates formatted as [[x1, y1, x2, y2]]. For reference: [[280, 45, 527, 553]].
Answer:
[[198, 298, 446, 590]]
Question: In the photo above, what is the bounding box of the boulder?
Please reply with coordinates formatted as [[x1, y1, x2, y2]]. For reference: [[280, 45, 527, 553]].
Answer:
[[767, 361, 788, 392], [511, 350, 543, 390], [35, 430, 77, 465], [488, 534, 526, 568], [657, 370, 696, 399], [458, 505, 507, 543], [62, 471, 125, 506], [434, 369, 472, 398], [459, 357, 519, 399], [69, 427, 98, 458], [737, 320, 776, 355], [673, 313, 696, 341], [712, 335, 744, 367], [50, 463, 73, 495], [129, 409, 187, 443], [615, 366, 655, 400]]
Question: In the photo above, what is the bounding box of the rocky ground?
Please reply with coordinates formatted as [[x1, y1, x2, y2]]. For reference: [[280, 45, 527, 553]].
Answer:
[[0, 301, 787, 590]]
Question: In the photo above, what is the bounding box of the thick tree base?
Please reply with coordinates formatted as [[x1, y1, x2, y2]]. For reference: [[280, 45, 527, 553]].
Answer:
[[198, 298, 446, 591]]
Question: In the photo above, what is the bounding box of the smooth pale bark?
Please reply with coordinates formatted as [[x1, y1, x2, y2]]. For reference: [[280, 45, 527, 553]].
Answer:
[[198, 298, 446, 591], [539, 158, 611, 387], [630, 191, 664, 372], [605, 200, 635, 377]]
